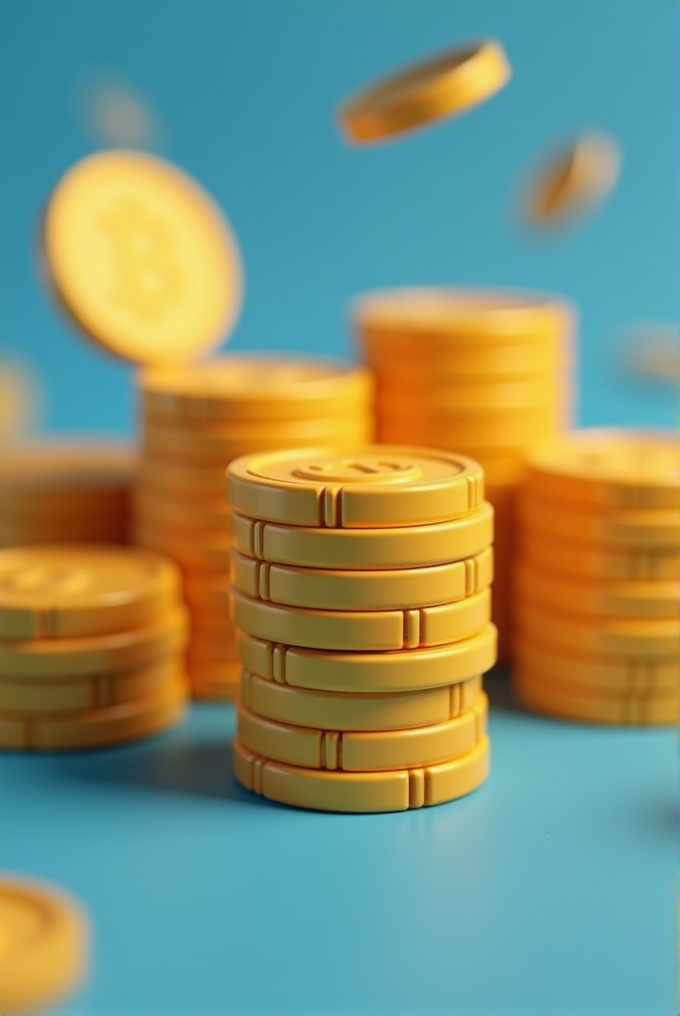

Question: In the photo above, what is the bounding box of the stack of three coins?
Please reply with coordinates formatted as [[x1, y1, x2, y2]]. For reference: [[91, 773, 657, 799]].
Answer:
[[229, 446, 497, 813]]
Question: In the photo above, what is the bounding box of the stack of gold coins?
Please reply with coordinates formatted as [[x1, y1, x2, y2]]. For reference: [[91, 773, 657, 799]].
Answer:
[[513, 430, 680, 724], [0, 440, 134, 548], [228, 446, 496, 814], [354, 288, 575, 665], [133, 357, 374, 702], [0, 546, 188, 750]]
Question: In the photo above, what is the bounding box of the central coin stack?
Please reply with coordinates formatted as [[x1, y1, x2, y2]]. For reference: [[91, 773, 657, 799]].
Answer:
[[228, 446, 497, 813]]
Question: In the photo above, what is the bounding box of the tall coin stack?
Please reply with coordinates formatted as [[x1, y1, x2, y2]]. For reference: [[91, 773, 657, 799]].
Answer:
[[513, 430, 680, 724], [228, 446, 496, 814], [0, 546, 188, 750], [0, 440, 134, 548], [133, 358, 374, 702], [354, 288, 575, 664]]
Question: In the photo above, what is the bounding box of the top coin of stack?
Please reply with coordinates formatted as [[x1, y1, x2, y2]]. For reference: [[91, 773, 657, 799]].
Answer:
[[354, 288, 575, 665], [228, 445, 496, 814], [513, 430, 680, 725], [0, 439, 135, 549], [133, 357, 375, 701]]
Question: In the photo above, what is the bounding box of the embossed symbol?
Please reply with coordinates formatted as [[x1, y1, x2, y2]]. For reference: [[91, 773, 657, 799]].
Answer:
[[0, 565, 90, 595], [294, 457, 419, 484]]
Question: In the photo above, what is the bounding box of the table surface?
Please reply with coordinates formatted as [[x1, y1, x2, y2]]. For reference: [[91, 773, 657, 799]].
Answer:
[[2, 668, 676, 1016]]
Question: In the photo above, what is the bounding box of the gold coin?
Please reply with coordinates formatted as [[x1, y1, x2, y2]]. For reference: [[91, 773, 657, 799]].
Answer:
[[0, 608, 188, 678], [520, 131, 621, 227], [231, 501, 493, 570], [339, 40, 510, 144], [515, 563, 679, 619], [139, 459, 238, 500], [233, 735, 490, 812], [0, 879, 89, 1014], [241, 669, 482, 731], [524, 429, 680, 509], [361, 340, 570, 379], [514, 637, 679, 693], [375, 375, 562, 412], [231, 546, 493, 611], [0, 518, 129, 549], [0, 546, 181, 640], [228, 446, 484, 528], [42, 150, 243, 364], [132, 524, 232, 573], [518, 495, 680, 549], [514, 671, 678, 726], [237, 623, 496, 693], [519, 530, 680, 581], [376, 406, 565, 447], [140, 356, 373, 423], [133, 490, 230, 531], [188, 659, 240, 701]]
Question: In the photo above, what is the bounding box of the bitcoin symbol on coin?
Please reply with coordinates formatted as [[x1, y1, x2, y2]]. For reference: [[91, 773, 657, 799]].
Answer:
[[102, 198, 183, 320], [0, 565, 90, 596]]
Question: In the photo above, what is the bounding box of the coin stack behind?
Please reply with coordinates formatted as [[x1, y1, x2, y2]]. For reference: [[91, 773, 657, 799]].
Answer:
[[513, 430, 680, 724], [354, 288, 575, 665], [0, 440, 134, 548], [133, 357, 375, 702], [0, 546, 188, 750], [228, 446, 496, 814]]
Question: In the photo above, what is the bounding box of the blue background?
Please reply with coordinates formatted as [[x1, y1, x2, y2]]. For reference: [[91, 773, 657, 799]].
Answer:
[[0, 2, 677, 1015]]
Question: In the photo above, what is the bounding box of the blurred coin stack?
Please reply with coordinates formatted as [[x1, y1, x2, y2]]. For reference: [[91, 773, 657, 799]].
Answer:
[[228, 445, 496, 814], [0, 440, 134, 548], [513, 430, 680, 724], [354, 288, 575, 664], [133, 357, 374, 702], [0, 546, 188, 750]]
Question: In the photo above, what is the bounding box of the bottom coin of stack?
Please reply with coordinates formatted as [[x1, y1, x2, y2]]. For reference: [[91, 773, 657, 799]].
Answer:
[[228, 445, 497, 813], [0, 546, 189, 750], [513, 429, 680, 725]]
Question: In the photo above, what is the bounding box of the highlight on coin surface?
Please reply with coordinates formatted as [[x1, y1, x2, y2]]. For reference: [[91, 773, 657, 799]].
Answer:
[[41, 150, 243, 365], [338, 39, 511, 144]]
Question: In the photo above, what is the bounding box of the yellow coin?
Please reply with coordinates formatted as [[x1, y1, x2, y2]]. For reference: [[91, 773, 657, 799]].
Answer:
[[0, 517, 129, 550], [234, 735, 490, 812], [140, 459, 241, 500], [515, 599, 679, 658], [374, 375, 562, 412], [134, 490, 230, 531], [42, 150, 243, 365], [519, 530, 680, 582], [361, 339, 570, 378], [514, 671, 678, 726], [0, 878, 89, 1014], [376, 406, 565, 448], [338, 40, 510, 144], [0, 676, 186, 750], [518, 495, 680, 549], [0, 546, 181, 640], [0, 608, 188, 678], [228, 446, 484, 528], [140, 357, 374, 423], [520, 130, 621, 227], [514, 637, 679, 693], [188, 659, 240, 701], [524, 430, 680, 509], [241, 669, 482, 731], [231, 546, 493, 611], [231, 501, 493, 570], [237, 623, 497, 693], [237, 692, 487, 773], [132, 524, 232, 574], [515, 564, 679, 620]]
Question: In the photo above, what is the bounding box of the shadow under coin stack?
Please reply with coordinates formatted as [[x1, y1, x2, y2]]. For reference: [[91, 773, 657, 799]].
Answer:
[[0, 440, 135, 548], [228, 446, 496, 814], [354, 288, 575, 665], [513, 430, 680, 724], [0, 546, 188, 750], [133, 357, 375, 702]]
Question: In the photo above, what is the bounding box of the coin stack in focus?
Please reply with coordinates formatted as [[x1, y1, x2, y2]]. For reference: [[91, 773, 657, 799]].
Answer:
[[513, 430, 680, 724], [354, 288, 575, 665], [228, 446, 496, 814], [0, 546, 188, 750], [0, 440, 134, 549], [133, 357, 375, 702]]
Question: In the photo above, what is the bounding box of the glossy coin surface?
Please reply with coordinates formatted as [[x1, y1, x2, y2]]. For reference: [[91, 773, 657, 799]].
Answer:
[[228, 446, 484, 528], [518, 495, 680, 549], [514, 638, 679, 693], [233, 735, 490, 812], [521, 131, 620, 227], [515, 600, 680, 657], [515, 564, 679, 619], [237, 624, 497, 692], [514, 671, 678, 726], [0, 879, 89, 1013], [43, 150, 243, 364], [339, 40, 510, 143], [376, 407, 564, 447], [0, 546, 180, 639], [519, 531, 680, 581]]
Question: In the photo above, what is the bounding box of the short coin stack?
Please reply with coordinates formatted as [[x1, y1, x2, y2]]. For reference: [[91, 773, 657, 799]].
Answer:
[[354, 288, 575, 664], [133, 357, 375, 702], [228, 446, 496, 814], [0, 440, 134, 548], [513, 430, 680, 724], [0, 546, 188, 750]]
